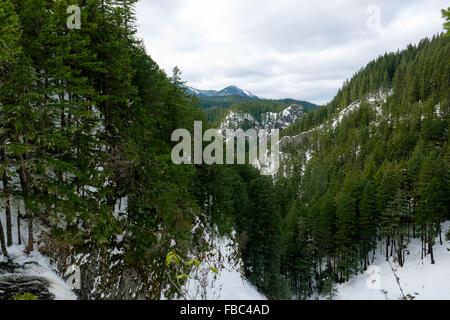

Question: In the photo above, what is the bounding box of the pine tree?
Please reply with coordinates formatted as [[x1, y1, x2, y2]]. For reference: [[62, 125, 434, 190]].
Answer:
[[416, 151, 448, 263], [335, 172, 362, 281], [442, 7, 450, 36], [359, 181, 376, 268], [313, 191, 336, 272], [0, 0, 20, 67], [0, 0, 21, 255], [240, 174, 286, 298]]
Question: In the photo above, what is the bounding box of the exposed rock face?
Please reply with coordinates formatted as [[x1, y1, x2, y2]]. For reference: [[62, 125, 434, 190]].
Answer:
[[279, 131, 310, 150], [219, 104, 305, 136], [39, 240, 157, 300], [275, 104, 305, 129], [0, 261, 54, 300]]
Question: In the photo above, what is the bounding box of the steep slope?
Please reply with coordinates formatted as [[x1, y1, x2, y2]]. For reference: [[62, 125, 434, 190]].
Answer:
[[279, 90, 391, 150]]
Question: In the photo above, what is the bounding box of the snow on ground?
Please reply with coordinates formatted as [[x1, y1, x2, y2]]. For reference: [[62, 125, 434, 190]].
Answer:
[[211, 238, 266, 300], [328, 89, 392, 130], [332, 101, 361, 129], [326, 221, 450, 300], [184, 234, 266, 300]]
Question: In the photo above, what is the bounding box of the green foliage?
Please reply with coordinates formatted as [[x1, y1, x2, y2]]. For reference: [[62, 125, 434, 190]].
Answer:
[[319, 273, 338, 300], [0, 0, 20, 66], [443, 8, 450, 36], [0, 0, 229, 298], [11, 292, 38, 300], [165, 250, 219, 300]]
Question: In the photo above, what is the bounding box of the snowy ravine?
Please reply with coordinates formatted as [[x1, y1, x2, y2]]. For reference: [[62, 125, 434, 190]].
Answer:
[[317, 221, 450, 300]]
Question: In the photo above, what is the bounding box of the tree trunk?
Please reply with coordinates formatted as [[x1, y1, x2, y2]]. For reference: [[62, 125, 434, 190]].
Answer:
[[0, 154, 13, 247], [385, 235, 389, 261], [428, 233, 435, 264], [390, 236, 394, 257], [0, 218, 8, 258], [5, 198, 12, 246], [17, 151, 34, 254], [364, 253, 367, 270], [421, 229, 425, 260], [17, 211, 21, 245], [429, 241, 435, 264]]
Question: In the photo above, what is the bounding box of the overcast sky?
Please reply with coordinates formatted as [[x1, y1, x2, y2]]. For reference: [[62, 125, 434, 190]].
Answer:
[[135, 0, 447, 104]]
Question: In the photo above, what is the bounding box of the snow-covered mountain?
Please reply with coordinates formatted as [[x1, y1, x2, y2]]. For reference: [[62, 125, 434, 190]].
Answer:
[[186, 85, 259, 99]]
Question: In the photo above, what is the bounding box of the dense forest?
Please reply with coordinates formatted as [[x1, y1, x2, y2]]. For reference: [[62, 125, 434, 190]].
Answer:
[[0, 0, 449, 301], [0, 0, 275, 299]]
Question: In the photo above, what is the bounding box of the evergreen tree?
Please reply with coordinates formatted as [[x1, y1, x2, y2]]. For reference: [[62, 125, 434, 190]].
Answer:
[[443, 7, 450, 36], [0, 0, 20, 66]]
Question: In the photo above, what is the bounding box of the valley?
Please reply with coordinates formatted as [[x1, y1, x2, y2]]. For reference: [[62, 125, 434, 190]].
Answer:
[[0, 0, 448, 303]]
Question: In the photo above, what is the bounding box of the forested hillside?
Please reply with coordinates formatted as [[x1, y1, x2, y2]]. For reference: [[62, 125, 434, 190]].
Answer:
[[274, 33, 449, 299], [283, 34, 449, 137]]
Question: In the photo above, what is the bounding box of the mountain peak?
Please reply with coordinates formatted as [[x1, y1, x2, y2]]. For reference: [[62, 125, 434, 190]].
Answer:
[[185, 85, 259, 99]]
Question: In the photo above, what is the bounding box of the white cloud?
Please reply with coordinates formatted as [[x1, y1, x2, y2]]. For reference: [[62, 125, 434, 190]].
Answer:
[[135, 0, 447, 104]]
